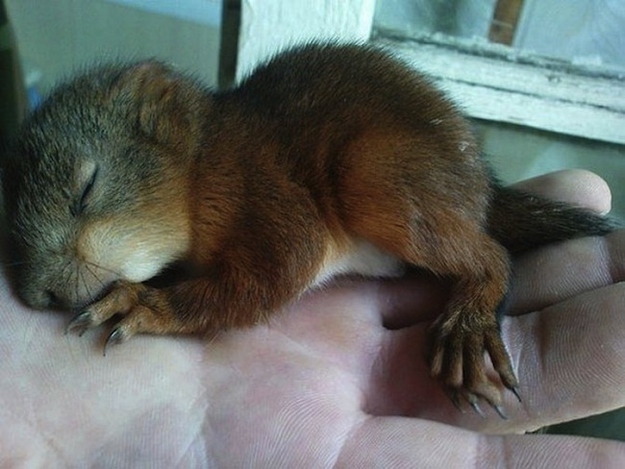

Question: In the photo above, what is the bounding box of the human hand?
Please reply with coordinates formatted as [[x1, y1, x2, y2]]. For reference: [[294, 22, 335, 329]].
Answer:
[[1, 170, 624, 467]]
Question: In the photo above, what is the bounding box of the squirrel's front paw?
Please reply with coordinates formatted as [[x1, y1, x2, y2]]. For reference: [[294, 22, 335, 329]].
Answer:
[[66, 281, 174, 353]]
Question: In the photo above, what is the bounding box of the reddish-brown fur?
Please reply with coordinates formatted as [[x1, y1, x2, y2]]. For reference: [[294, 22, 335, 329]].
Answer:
[[2, 43, 615, 412]]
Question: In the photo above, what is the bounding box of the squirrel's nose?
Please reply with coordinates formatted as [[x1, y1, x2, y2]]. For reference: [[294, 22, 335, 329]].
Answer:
[[45, 289, 62, 308]]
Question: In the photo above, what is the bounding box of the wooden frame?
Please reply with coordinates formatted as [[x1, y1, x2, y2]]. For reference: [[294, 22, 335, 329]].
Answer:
[[235, 0, 375, 80], [376, 31, 625, 145]]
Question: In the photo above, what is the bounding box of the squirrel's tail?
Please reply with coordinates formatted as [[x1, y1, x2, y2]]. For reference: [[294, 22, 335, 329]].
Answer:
[[487, 184, 618, 254]]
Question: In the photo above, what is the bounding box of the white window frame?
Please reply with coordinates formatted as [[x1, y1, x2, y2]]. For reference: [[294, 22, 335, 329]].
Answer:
[[235, 0, 625, 146]]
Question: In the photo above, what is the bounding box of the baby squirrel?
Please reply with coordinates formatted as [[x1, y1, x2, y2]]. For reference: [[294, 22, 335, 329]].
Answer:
[[2, 43, 616, 414]]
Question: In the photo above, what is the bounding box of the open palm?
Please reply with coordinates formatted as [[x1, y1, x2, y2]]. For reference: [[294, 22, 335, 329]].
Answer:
[[1, 170, 624, 468]]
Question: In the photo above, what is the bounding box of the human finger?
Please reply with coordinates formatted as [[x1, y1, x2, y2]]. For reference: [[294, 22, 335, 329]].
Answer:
[[508, 231, 624, 315], [488, 283, 625, 434], [511, 169, 612, 214], [336, 416, 625, 468]]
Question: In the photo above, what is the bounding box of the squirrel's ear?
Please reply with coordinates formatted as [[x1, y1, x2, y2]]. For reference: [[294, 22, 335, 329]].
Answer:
[[110, 60, 196, 143]]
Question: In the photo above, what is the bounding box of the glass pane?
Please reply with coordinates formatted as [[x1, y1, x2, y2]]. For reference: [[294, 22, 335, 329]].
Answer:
[[374, 0, 625, 71]]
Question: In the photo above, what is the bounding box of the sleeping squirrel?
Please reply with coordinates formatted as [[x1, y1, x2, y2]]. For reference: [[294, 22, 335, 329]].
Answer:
[[1, 43, 616, 415]]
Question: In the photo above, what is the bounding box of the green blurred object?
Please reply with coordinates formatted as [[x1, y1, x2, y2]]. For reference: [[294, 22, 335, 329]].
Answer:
[[0, 0, 27, 141], [547, 408, 625, 442]]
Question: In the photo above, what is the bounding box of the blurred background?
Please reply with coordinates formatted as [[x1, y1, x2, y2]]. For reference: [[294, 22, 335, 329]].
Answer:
[[2, 0, 623, 441]]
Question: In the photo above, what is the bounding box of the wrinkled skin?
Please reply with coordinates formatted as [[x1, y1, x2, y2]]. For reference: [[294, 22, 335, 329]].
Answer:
[[1, 170, 624, 468]]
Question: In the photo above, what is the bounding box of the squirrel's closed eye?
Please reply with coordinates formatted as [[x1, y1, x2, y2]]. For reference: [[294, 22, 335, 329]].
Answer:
[[71, 167, 98, 216]]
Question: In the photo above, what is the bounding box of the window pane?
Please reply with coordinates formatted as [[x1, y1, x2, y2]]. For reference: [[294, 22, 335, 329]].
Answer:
[[374, 0, 625, 71]]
